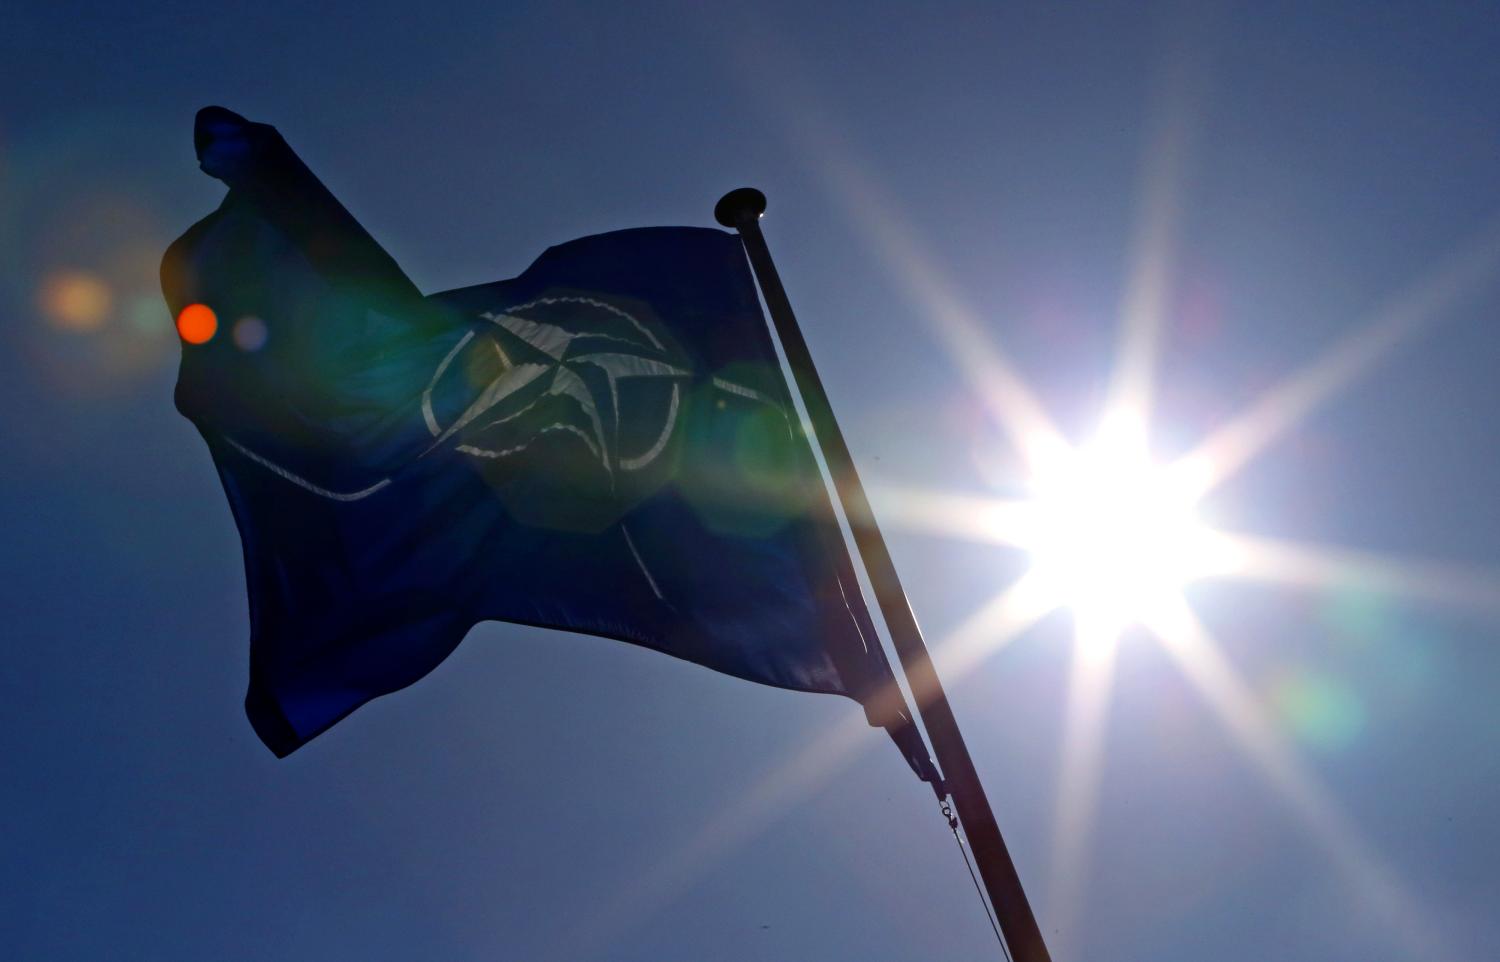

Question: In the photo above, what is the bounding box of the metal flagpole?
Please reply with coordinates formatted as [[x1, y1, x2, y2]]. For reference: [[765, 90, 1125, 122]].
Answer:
[[715, 187, 1053, 962]]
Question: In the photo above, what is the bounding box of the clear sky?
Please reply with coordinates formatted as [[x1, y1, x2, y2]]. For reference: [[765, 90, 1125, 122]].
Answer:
[[4, 2, 1498, 961]]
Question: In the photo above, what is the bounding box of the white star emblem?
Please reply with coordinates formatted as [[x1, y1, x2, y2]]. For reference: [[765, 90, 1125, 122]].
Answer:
[[421, 295, 783, 477]]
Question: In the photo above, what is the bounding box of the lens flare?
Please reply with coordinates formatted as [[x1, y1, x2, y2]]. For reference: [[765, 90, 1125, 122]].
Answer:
[[232, 315, 268, 351], [38, 270, 112, 331], [1271, 670, 1365, 751], [176, 303, 218, 344], [125, 294, 169, 335]]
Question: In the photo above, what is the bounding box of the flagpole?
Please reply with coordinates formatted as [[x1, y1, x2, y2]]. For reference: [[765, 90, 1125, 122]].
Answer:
[[716, 188, 1052, 962]]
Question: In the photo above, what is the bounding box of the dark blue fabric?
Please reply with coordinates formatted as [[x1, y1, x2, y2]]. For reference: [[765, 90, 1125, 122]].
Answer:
[[162, 108, 933, 780]]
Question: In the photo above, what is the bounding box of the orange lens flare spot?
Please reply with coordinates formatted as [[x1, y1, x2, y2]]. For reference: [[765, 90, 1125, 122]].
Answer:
[[38, 271, 112, 331], [176, 303, 218, 344]]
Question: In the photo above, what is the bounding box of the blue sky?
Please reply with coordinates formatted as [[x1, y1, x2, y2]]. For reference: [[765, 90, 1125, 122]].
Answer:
[[3, 2, 1498, 960]]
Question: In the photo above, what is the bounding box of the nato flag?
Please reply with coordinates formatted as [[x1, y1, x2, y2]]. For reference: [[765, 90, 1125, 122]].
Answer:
[[161, 107, 933, 779]]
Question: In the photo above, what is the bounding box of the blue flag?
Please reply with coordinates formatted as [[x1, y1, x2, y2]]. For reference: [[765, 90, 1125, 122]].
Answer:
[[162, 107, 934, 781]]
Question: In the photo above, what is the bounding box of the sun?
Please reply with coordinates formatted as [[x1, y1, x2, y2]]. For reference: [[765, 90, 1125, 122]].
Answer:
[[1016, 411, 1218, 642]]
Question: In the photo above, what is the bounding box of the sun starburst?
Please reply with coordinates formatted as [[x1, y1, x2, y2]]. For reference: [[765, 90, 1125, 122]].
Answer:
[[1012, 411, 1222, 645], [817, 130, 1500, 962]]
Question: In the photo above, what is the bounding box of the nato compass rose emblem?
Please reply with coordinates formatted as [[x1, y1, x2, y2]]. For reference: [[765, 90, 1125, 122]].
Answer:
[[420, 293, 784, 495]]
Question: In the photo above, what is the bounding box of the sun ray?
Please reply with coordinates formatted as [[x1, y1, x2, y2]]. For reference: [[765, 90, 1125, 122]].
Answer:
[[721, 14, 1076, 479], [868, 483, 1037, 550], [731, 61, 1071, 473], [553, 574, 1057, 960], [548, 708, 877, 962], [824, 168, 1071, 474], [931, 569, 1063, 683], [1176, 215, 1500, 498], [1103, 45, 1206, 431], [1203, 530, 1500, 615], [1045, 617, 1121, 961], [1143, 597, 1452, 962]]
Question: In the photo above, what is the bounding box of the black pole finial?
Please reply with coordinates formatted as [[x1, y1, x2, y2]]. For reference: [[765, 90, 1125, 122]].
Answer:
[[714, 187, 767, 228]]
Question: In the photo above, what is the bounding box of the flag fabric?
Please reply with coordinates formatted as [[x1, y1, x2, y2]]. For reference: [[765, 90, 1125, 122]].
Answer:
[[162, 107, 935, 780]]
